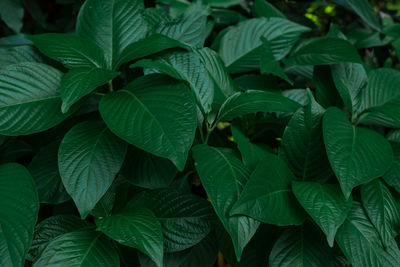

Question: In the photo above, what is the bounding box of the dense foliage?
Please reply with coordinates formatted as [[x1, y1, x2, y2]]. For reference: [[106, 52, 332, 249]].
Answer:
[[2, 0, 400, 266]]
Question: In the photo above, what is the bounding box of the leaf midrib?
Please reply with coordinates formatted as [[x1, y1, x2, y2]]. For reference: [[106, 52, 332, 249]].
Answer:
[[121, 89, 178, 160]]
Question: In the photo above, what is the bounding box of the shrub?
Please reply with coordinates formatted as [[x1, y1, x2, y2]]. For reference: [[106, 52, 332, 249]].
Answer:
[[1, 0, 400, 266]]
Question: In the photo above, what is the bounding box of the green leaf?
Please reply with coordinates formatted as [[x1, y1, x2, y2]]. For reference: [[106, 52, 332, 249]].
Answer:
[[286, 37, 362, 66], [231, 153, 306, 225], [96, 207, 163, 267], [253, 0, 285, 18], [231, 123, 272, 170], [0, 46, 42, 68], [216, 90, 301, 123], [27, 34, 107, 69], [292, 182, 352, 247], [280, 90, 332, 182], [357, 68, 400, 127], [331, 63, 367, 115], [260, 39, 292, 84], [192, 145, 260, 260], [60, 68, 119, 113], [121, 146, 178, 189], [155, 3, 209, 48], [335, 202, 400, 267], [323, 107, 393, 199], [115, 34, 190, 69], [126, 188, 216, 252], [0, 62, 69, 135], [99, 74, 197, 171], [0, 163, 39, 267], [269, 224, 334, 267], [219, 17, 310, 73], [28, 215, 90, 261], [0, 0, 23, 33], [58, 121, 127, 219], [28, 141, 70, 204], [361, 179, 400, 247], [76, 0, 149, 69], [33, 230, 120, 267], [338, 0, 381, 31], [132, 51, 214, 114], [194, 47, 236, 106], [383, 135, 400, 193]]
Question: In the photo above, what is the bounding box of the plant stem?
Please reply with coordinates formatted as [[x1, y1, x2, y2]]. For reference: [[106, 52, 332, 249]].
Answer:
[[108, 80, 114, 92]]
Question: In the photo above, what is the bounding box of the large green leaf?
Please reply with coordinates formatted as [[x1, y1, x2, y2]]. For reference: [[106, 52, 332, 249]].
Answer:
[[286, 38, 362, 66], [216, 90, 301, 123], [323, 107, 393, 199], [357, 68, 400, 127], [361, 179, 400, 247], [76, 0, 149, 69], [155, 3, 209, 48], [0, 0, 23, 33], [126, 188, 216, 252], [121, 146, 177, 189], [115, 34, 190, 69], [192, 145, 260, 260], [231, 153, 306, 225], [60, 68, 119, 113], [28, 215, 90, 261], [335, 202, 400, 267], [99, 74, 197, 171], [0, 163, 39, 267], [33, 230, 120, 267], [231, 124, 272, 170], [219, 17, 310, 73], [132, 51, 214, 114], [292, 182, 352, 247], [27, 34, 107, 69], [0, 45, 42, 68], [28, 141, 70, 204], [58, 121, 127, 219], [269, 224, 334, 267], [260, 39, 292, 84], [194, 47, 236, 106], [96, 207, 163, 267], [279, 90, 332, 182], [331, 63, 367, 115], [0, 62, 70, 135]]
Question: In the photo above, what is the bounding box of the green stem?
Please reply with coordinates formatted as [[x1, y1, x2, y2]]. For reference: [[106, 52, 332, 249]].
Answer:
[[199, 124, 205, 144], [92, 92, 106, 97], [204, 124, 217, 144], [108, 80, 114, 92]]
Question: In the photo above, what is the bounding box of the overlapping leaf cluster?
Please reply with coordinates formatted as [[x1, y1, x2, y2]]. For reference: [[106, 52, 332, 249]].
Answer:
[[1, 0, 400, 266]]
